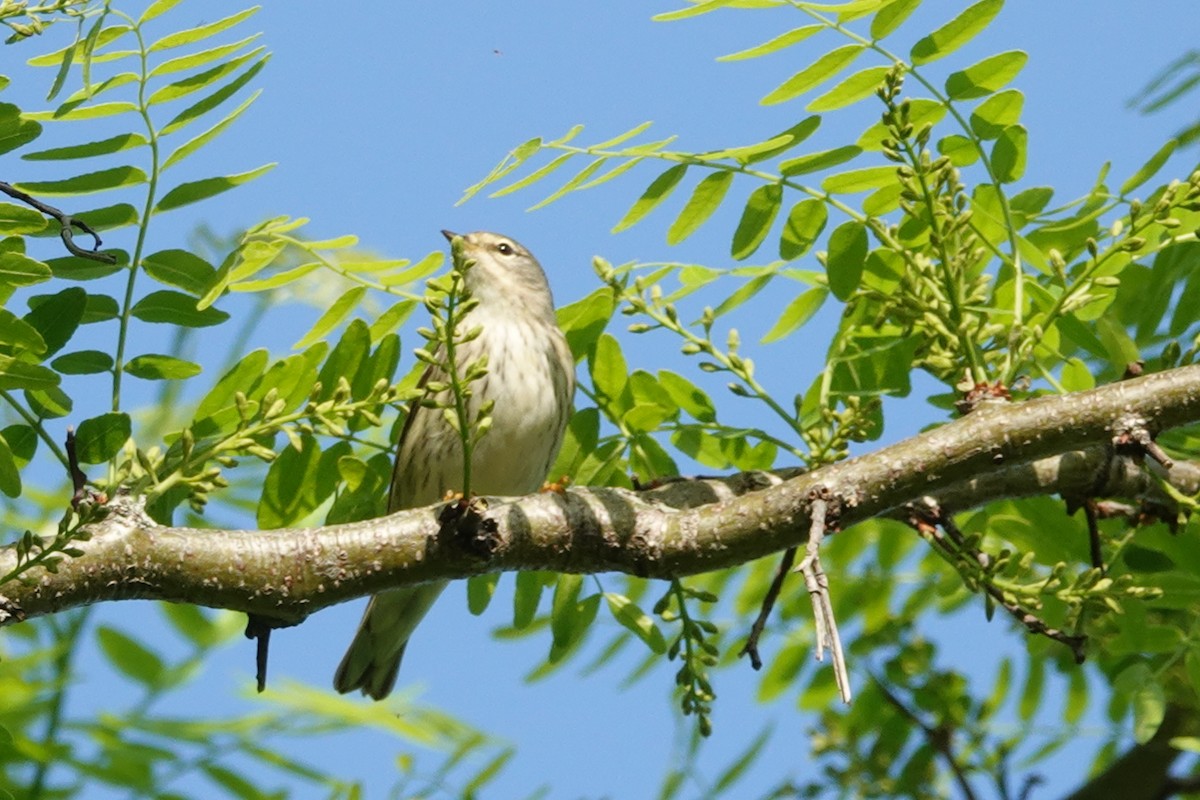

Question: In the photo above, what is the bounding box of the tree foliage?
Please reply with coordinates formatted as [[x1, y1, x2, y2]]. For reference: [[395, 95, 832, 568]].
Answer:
[[2, 1, 1200, 798]]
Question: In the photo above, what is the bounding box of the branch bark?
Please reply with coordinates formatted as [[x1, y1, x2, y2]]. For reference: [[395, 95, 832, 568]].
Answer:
[[3, 363, 1200, 625]]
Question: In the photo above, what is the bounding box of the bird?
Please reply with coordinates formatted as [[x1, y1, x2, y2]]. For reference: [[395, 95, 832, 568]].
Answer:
[[333, 230, 575, 700]]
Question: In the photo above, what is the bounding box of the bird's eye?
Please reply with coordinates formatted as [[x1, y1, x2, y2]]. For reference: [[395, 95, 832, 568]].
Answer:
[[496, 242, 514, 256]]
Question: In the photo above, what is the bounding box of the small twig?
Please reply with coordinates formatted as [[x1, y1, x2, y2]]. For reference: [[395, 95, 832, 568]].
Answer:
[[243, 614, 304, 692], [1083, 500, 1105, 571], [907, 500, 1089, 664], [1113, 413, 1175, 470], [870, 672, 981, 800], [0, 180, 116, 264], [64, 426, 88, 506], [793, 494, 851, 703], [739, 545, 797, 670]]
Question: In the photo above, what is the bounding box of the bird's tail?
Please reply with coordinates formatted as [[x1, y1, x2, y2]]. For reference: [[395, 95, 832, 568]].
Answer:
[[333, 581, 448, 700]]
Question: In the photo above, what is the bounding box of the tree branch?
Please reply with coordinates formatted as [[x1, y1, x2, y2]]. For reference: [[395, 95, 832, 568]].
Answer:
[[3, 363, 1200, 625]]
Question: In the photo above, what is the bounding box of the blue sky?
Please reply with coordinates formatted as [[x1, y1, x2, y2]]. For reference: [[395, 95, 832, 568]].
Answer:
[[4, 1, 1200, 797]]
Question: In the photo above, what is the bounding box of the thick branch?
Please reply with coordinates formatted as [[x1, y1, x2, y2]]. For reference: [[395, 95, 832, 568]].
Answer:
[[3, 363, 1200, 624]]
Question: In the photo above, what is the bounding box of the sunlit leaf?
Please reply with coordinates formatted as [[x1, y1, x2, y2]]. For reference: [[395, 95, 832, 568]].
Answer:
[[1119, 139, 1178, 195], [295, 286, 367, 350], [781, 145, 861, 176], [731, 183, 782, 259], [717, 25, 822, 61], [945, 50, 1027, 100], [668, 171, 733, 245], [762, 45, 865, 105], [142, 249, 216, 296], [149, 7, 261, 51], [807, 65, 891, 112], [612, 164, 688, 233], [992, 124, 1027, 183], [910, 0, 1005, 65], [761, 287, 828, 343], [780, 198, 828, 260], [21, 132, 147, 161], [154, 163, 275, 213], [871, 0, 921, 39]]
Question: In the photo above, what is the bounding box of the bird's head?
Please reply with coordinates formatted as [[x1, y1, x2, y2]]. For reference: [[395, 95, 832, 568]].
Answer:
[[441, 230, 556, 317]]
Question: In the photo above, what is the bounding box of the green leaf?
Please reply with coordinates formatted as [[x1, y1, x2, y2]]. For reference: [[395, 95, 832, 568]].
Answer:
[[712, 726, 772, 794], [489, 153, 574, 198], [258, 436, 348, 528], [130, 290, 230, 327], [780, 198, 828, 259], [992, 124, 1027, 183], [871, 0, 921, 39], [761, 287, 828, 343], [21, 132, 147, 161], [2, 424, 38, 467], [140, 0, 185, 23], [1119, 139, 1178, 195], [14, 165, 146, 196], [557, 285, 614, 361], [0, 308, 47, 355], [154, 36, 263, 79], [604, 593, 666, 653], [0, 203, 48, 235], [528, 157, 607, 210], [295, 286, 367, 350], [731, 183, 782, 260], [194, 349, 268, 422], [717, 25, 822, 61], [0, 104, 41, 156], [149, 7, 261, 51], [910, 0, 1005, 65], [159, 56, 268, 136], [96, 625, 165, 687], [971, 88, 1024, 139], [162, 89, 261, 170], [0, 436, 19, 497], [781, 145, 861, 176], [590, 333, 630, 414], [945, 51, 1027, 100], [24, 287, 86, 357], [154, 163, 275, 213], [25, 101, 140, 122], [513, 571, 548, 629], [762, 44, 865, 105], [51, 349, 113, 374], [467, 574, 500, 616], [315, 319, 371, 403], [938, 134, 979, 166], [74, 412, 131, 464], [658, 370, 716, 423], [822, 165, 897, 194], [148, 47, 266, 106], [713, 274, 773, 319], [612, 164, 688, 233], [825, 221, 868, 300], [667, 172, 733, 245], [125, 354, 202, 380], [141, 249, 216, 295], [807, 65, 892, 112], [0, 358, 59, 391]]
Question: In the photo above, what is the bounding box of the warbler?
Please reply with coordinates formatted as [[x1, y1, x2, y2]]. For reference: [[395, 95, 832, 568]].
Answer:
[[333, 230, 575, 700]]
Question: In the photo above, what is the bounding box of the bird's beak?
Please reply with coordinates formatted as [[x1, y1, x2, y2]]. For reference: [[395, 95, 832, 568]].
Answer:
[[441, 229, 458, 243]]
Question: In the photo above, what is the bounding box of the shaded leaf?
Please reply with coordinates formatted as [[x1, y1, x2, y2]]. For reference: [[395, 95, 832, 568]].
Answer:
[[125, 354, 202, 380], [131, 290, 230, 327], [825, 221, 868, 300], [780, 199, 829, 260], [74, 412, 131, 463]]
